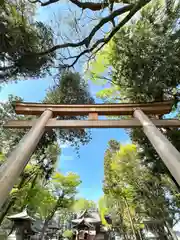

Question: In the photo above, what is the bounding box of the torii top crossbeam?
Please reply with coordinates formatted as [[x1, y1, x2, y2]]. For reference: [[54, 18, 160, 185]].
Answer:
[[15, 101, 173, 116], [5, 100, 180, 129]]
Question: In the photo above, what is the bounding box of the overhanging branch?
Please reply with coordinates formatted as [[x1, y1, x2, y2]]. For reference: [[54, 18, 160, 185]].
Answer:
[[86, 4, 133, 46], [36, 4, 133, 56], [31, 0, 151, 67], [30, 0, 131, 10]]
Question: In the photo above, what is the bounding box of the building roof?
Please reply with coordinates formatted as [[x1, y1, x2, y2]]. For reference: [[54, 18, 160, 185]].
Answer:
[[88, 212, 101, 222], [72, 219, 93, 228], [7, 209, 35, 221], [72, 210, 101, 225], [76, 210, 87, 219]]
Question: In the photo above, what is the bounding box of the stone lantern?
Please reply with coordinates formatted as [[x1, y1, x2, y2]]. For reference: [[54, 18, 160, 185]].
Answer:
[[7, 209, 35, 240]]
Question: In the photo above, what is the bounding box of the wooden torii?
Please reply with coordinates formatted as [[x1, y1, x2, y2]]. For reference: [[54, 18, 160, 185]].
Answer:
[[1, 100, 180, 209]]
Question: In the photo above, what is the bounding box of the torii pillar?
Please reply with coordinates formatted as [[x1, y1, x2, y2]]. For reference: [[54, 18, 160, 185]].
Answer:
[[134, 109, 180, 186], [0, 109, 52, 209]]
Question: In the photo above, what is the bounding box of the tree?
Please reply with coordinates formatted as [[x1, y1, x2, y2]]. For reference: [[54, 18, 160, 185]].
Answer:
[[63, 229, 74, 239], [88, 0, 180, 100], [98, 196, 110, 226], [104, 142, 140, 238], [39, 172, 81, 240], [103, 141, 180, 238], [0, 0, 55, 82], [44, 71, 94, 150], [72, 198, 96, 212], [45, 71, 94, 105]]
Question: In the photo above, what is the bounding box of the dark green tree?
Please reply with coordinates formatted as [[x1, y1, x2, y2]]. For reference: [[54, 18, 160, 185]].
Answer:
[[0, 0, 55, 82], [44, 71, 94, 150], [109, 0, 180, 187]]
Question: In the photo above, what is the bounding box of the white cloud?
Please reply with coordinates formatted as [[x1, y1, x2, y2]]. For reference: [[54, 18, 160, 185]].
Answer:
[[61, 154, 74, 161], [122, 139, 132, 145], [61, 143, 70, 149], [0, 100, 8, 104], [57, 139, 70, 149]]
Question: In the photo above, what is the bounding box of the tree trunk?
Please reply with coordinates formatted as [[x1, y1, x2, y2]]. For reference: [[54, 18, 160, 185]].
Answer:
[[124, 197, 137, 240], [165, 221, 178, 240], [157, 226, 168, 240], [40, 219, 49, 240], [122, 228, 127, 240], [137, 229, 143, 240], [40, 196, 62, 239], [0, 199, 15, 225]]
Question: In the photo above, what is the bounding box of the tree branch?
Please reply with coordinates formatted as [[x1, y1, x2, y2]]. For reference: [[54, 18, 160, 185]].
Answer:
[[36, 4, 133, 56], [69, 0, 109, 11], [91, 0, 151, 49], [86, 4, 133, 46], [0, 65, 15, 71], [32, 0, 151, 67], [30, 0, 131, 10]]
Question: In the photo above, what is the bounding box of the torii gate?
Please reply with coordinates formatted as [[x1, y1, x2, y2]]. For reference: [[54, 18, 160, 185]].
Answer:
[[1, 100, 180, 209]]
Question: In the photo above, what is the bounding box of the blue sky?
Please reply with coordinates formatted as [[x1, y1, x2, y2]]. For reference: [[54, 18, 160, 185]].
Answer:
[[0, 76, 130, 202]]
